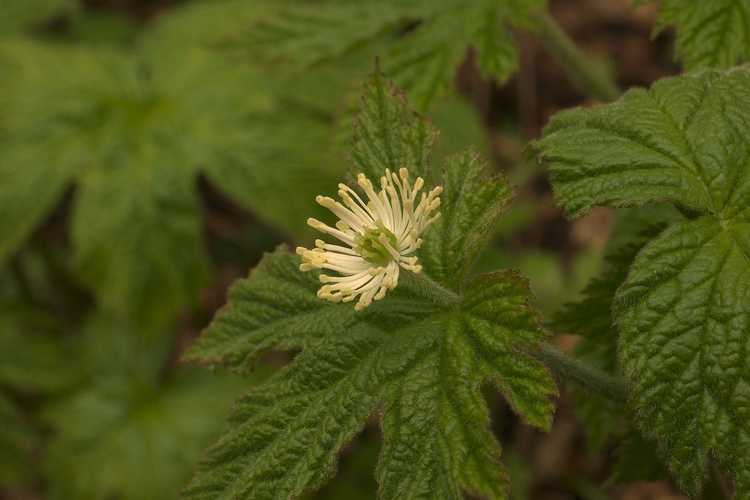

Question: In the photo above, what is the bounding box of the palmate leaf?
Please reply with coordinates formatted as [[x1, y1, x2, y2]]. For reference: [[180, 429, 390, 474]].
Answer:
[[185, 253, 555, 500], [638, 0, 750, 70], [0, 39, 340, 331], [41, 316, 245, 500], [420, 151, 513, 291], [43, 370, 244, 500], [533, 67, 750, 496], [351, 69, 437, 181], [184, 71, 556, 500], [241, 0, 546, 110]]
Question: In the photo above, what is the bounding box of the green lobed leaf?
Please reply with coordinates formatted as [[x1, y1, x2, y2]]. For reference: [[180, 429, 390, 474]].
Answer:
[[140, 0, 276, 50], [185, 320, 390, 500], [534, 67, 750, 495], [0, 38, 341, 332], [42, 316, 245, 500], [381, 9, 467, 112], [238, 0, 546, 110], [183, 248, 360, 372], [384, 0, 544, 111], [246, 1, 411, 69], [616, 217, 750, 495], [352, 70, 511, 292], [351, 69, 437, 181], [72, 163, 209, 333], [471, 3, 519, 85], [185, 250, 555, 500], [43, 371, 244, 500], [641, 0, 750, 70], [185, 71, 555, 499], [420, 150, 513, 291]]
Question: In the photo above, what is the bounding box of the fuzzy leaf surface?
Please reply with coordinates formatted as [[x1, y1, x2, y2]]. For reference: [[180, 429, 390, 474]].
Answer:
[[240, 0, 546, 109], [616, 217, 750, 495], [351, 70, 437, 181], [534, 67, 750, 495], [185, 251, 555, 500], [186, 71, 555, 499], [420, 151, 513, 291], [643, 0, 750, 70]]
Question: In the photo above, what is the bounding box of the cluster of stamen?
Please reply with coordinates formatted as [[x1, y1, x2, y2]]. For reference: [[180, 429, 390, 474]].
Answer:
[[296, 168, 442, 310]]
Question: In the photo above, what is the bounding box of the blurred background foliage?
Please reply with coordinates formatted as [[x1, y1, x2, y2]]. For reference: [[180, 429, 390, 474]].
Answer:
[[0, 0, 699, 499]]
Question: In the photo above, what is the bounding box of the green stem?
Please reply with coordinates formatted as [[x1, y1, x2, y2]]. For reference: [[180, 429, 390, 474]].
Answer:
[[535, 343, 628, 402], [535, 12, 620, 102], [400, 271, 461, 308], [402, 273, 627, 402]]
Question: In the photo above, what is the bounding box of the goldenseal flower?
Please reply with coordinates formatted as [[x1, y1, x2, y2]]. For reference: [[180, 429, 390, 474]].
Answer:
[[297, 168, 442, 311]]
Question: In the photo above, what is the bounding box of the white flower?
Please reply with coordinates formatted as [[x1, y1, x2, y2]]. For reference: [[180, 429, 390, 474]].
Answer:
[[297, 168, 442, 311]]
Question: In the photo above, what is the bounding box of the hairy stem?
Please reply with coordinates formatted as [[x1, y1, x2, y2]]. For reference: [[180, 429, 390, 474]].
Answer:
[[535, 12, 620, 102], [535, 343, 628, 402], [400, 270, 461, 308], [403, 271, 627, 401]]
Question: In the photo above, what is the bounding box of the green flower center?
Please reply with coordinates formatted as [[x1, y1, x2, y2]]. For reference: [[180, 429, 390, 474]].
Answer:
[[355, 224, 398, 266]]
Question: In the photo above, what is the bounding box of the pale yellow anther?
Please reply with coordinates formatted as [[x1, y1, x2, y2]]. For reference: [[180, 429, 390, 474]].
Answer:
[[307, 217, 323, 229], [299, 168, 441, 311]]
